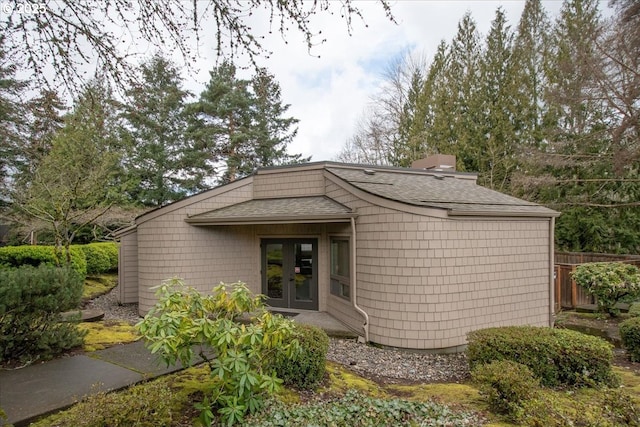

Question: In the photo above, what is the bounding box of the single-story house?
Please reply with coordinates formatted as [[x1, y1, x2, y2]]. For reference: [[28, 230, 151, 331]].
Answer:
[[116, 155, 560, 351]]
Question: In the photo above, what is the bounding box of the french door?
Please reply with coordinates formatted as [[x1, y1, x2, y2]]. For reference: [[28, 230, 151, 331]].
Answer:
[[261, 238, 318, 310]]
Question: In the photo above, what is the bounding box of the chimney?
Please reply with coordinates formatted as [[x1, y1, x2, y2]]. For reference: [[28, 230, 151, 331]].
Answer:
[[411, 154, 456, 171]]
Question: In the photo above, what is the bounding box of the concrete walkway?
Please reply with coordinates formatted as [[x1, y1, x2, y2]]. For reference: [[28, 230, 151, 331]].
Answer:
[[0, 312, 357, 426]]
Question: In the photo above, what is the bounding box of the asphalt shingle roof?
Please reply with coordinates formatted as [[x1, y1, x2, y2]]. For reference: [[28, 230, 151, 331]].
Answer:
[[185, 195, 355, 224], [327, 167, 558, 216]]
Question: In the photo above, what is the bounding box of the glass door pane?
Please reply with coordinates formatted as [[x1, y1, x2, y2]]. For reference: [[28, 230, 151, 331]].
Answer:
[[293, 243, 313, 302], [265, 243, 284, 300], [262, 238, 317, 310]]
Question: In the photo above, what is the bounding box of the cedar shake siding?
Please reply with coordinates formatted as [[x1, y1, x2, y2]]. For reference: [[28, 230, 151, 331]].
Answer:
[[117, 161, 559, 351], [117, 228, 138, 304]]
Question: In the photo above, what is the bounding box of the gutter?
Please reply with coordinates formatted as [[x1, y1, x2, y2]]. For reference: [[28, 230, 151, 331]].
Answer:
[[350, 217, 369, 343]]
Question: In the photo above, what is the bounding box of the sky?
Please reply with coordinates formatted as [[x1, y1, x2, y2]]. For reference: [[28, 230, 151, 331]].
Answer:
[[175, 0, 588, 162]]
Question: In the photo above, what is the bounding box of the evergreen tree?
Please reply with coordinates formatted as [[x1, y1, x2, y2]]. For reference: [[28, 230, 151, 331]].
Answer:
[[477, 8, 518, 191], [17, 89, 66, 179], [511, 0, 553, 150], [0, 36, 28, 203], [12, 80, 123, 260], [393, 68, 427, 167], [246, 68, 307, 171], [121, 54, 209, 207], [422, 41, 456, 157], [188, 61, 305, 184], [442, 12, 484, 172]]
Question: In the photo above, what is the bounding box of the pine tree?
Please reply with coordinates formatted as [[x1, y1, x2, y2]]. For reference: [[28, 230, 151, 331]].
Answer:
[[121, 54, 209, 207]]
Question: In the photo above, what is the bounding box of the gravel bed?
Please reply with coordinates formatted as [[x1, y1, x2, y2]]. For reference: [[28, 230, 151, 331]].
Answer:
[[84, 286, 142, 324], [88, 288, 469, 384], [327, 338, 469, 384]]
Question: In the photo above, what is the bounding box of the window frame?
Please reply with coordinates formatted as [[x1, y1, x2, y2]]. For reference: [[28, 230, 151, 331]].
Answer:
[[329, 236, 351, 301]]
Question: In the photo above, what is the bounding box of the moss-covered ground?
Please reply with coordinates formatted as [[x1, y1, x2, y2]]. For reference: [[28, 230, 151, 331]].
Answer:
[[82, 273, 118, 300], [78, 320, 140, 352]]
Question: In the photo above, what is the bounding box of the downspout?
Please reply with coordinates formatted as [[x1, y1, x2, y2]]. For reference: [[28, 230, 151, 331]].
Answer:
[[549, 217, 556, 327], [351, 217, 369, 343]]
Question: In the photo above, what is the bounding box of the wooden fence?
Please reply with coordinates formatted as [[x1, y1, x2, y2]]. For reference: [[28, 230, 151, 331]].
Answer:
[[554, 252, 640, 311]]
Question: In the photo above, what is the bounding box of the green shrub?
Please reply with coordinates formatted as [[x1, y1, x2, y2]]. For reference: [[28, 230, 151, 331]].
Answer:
[[471, 360, 539, 418], [467, 326, 617, 388], [0, 265, 85, 363], [629, 302, 640, 318], [572, 262, 640, 316], [78, 242, 118, 275], [620, 317, 640, 362], [268, 323, 329, 389], [246, 389, 483, 427], [137, 279, 300, 426], [0, 245, 87, 278]]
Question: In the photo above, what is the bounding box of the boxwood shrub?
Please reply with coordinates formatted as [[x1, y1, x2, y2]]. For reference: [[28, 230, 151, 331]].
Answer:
[[467, 326, 617, 388], [620, 317, 640, 362], [77, 242, 118, 275], [471, 360, 540, 417], [0, 245, 87, 279], [0, 265, 85, 363], [268, 323, 329, 389]]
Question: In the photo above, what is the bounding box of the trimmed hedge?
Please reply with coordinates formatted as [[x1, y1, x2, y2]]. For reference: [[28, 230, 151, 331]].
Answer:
[[620, 317, 640, 362], [467, 326, 617, 388], [77, 242, 118, 275], [0, 245, 87, 278], [0, 265, 85, 363], [471, 360, 540, 417], [268, 323, 329, 389]]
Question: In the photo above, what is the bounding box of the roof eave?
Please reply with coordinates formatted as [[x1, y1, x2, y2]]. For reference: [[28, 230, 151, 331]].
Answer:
[[185, 213, 358, 226], [448, 209, 561, 218], [113, 224, 137, 238]]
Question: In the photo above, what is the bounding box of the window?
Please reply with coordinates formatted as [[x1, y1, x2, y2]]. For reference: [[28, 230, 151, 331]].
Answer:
[[330, 238, 350, 300]]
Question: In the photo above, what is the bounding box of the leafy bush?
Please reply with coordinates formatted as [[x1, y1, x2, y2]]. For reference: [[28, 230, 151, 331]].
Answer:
[[78, 242, 118, 275], [0, 245, 87, 278], [629, 302, 640, 318], [467, 326, 617, 388], [0, 265, 85, 363], [620, 317, 640, 362], [572, 262, 640, 316], [29, 378, 177, 427], [471, 360, 539, 417], [136, 279, 300, 426], [268, 323, 329, 389], [246, 389, 483, 427]]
